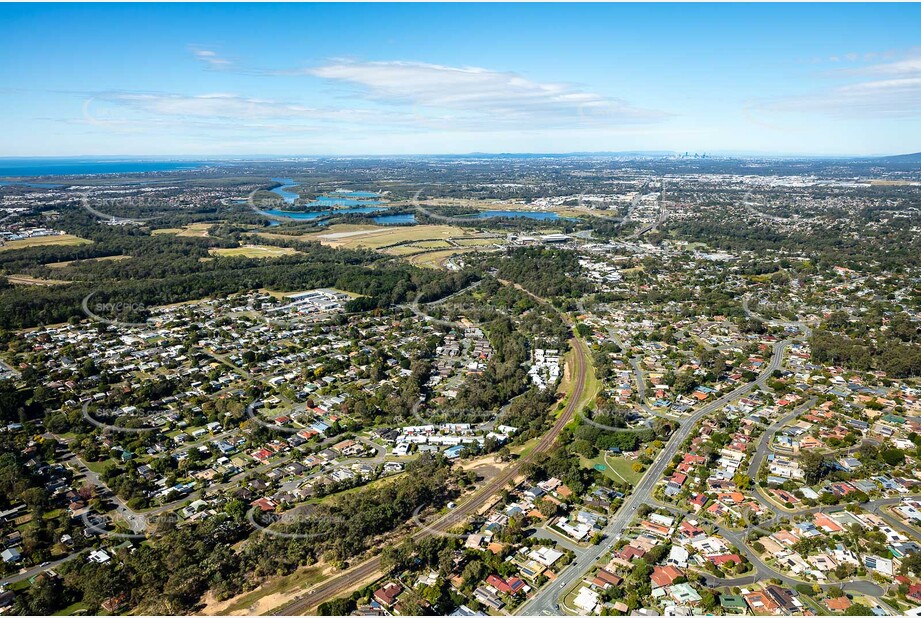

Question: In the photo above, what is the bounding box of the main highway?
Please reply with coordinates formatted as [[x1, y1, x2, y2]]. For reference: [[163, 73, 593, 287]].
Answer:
[[516, 338, 792, 615], [272, 289, 590, 615]]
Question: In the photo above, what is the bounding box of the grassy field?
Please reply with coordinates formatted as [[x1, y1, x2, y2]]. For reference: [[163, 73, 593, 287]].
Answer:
[[396, 196, 633, 221], [600, 453, 642, 485], [152, 223, 213, 237], [453, 238, 501, 247], [6, 274, 71, 286], [52, 601, 90, 616], [215, 566, 327, 615], [412, 239, 454, 249], [511, 436, 540, 460], [380, 239, 473, 258], [314, 224, 470, 249], [576, 344, 601, 410], [381, 245, 428, 257], [47, 255, 132, 268], [404, 247, 479, 268], [0, 234, 92, 252], [209, 245, 302, 259], [260, 223, 497, 250], [257, 224, 498, 268], [83, 459, 113, 474], [556, 337, 600, 419], [871, 180, 918, 186]]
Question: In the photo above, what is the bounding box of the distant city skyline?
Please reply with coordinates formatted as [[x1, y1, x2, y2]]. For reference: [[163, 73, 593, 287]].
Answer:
[[1, 3, 919, 157]]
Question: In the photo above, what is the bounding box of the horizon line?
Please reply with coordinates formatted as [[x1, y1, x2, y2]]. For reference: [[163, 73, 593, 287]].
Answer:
[[0, 150, 914, 161]]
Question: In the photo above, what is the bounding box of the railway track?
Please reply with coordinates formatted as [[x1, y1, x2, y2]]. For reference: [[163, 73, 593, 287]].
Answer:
[[272, 315, 589, 615]]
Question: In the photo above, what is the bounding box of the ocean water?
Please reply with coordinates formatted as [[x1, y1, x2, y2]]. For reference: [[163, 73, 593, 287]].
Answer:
[[0, 158, 208, 177]]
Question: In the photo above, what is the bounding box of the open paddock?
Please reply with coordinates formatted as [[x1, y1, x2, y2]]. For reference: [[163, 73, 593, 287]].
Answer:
[[208, 245, 302, 259], [152, 223, 213, 237], [46, 255, 132, 268], [0, 234, 92, 252], [403, 247, 490, 269], [6, 274, 71, 286]]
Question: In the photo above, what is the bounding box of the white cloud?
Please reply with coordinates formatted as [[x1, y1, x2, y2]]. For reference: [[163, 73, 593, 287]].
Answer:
[[82, 91, 427, 137], [307, 60, 664, 127], [190, 47, 233, 70], [758, 50, 921, 119], [847, 56, 921, 77], [772, 78, 921, 118], [79, 53, 668, 143], [114, 93, 318, 119]]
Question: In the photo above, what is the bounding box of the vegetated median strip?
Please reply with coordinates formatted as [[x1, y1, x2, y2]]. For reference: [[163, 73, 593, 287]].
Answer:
[[515, 337, 793, 615]]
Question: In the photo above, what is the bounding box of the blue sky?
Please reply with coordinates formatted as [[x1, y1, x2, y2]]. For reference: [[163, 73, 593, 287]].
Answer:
[[1, 3, 919, 156]]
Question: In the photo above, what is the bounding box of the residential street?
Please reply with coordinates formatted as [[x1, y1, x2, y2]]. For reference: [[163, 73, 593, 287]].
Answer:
[[517, 338, 792, 615]]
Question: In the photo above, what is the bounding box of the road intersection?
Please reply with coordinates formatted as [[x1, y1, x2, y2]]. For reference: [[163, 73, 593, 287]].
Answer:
[[517, 338, 792, 615]]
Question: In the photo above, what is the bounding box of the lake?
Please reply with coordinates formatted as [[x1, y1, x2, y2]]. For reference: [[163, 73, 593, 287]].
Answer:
[[258, 184, 559, 226], [333, 190, 380, 198], [270, 178, 385, 207], [261, 206, 387, 221]]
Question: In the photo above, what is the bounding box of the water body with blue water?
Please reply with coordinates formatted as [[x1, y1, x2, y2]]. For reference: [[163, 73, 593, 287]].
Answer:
[[269, 178, 300, 203], [261, 180, 564, 225], [267, 179, 387, 221], [0, 158, 209, 177], [0, 181, 64, 189], [261, 206, 387, 221]]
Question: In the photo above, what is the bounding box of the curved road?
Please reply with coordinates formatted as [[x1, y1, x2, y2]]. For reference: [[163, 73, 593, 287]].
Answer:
[[516, 338, 792, 615], [645, 498, 885, 597], [272, 290, 590, 615]]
